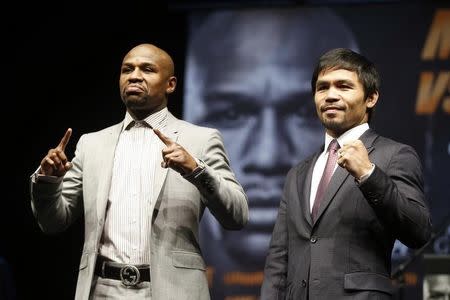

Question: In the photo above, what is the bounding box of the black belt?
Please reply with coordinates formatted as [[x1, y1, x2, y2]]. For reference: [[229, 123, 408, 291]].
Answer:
[[94, 256, 151, 286]]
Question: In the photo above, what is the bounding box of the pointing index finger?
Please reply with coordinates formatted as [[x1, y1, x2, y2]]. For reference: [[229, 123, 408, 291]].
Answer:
[[153, 128, 173, 146], [57, 128, 72, 151]]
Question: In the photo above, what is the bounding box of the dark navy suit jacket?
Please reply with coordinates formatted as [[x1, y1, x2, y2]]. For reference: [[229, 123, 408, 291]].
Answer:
[[261, 129, 432, 300]]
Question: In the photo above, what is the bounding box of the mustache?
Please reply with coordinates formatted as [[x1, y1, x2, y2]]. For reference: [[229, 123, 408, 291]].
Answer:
[[127, 83, 145, 89], [321, 105, 345, 111]]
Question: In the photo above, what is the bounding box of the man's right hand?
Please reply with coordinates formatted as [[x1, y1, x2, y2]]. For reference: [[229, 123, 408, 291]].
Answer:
[[40, 128, 73, 177]]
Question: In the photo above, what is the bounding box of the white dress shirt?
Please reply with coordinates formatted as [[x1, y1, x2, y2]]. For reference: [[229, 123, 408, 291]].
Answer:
[[99, 108, 168, 264], [309, 123, 370, 213]]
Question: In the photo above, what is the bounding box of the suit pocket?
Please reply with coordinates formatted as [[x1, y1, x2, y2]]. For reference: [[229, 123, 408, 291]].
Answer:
[[344, 272, 393, 295], [172, 250, 206, 271]]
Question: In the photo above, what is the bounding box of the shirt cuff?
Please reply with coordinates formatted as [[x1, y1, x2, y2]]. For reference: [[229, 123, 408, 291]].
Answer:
[[32, 168, 63, 184], [356, 163, 375, 184], [183, 157, 206, 179]]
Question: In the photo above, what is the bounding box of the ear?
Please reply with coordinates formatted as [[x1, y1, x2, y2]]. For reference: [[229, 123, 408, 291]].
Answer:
[[366, 91, 379, 109], [166, 76, 177, 94]]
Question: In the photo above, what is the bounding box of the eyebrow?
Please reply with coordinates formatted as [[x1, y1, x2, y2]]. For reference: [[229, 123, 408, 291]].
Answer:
[[203, 91, 254, 109], [203, 90, 313, 111], [121, 62, 159, 68], [316, 79, 355, 86], [335, 79, 356, 86]]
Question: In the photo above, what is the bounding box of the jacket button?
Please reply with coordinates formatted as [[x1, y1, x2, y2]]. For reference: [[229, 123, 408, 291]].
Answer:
[[310, 236, 317, 243], [301, 279, 307, 287]]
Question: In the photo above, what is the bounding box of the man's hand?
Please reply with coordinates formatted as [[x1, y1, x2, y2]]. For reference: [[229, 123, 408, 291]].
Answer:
[[40, 128, 73, 177], [337, 140, 373, 180], [154, 129, 198, 175]]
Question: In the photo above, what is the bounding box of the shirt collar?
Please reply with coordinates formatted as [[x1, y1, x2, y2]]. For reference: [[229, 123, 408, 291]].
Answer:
[[323, 123, 370, 152], [122, 107, 168, 132]]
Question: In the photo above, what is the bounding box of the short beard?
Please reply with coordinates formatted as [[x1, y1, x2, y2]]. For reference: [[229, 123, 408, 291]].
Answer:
[[322, 119, 345, 136], [122, 94, 147, 107]]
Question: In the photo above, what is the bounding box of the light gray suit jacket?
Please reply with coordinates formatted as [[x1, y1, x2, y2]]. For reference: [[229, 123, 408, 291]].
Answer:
[[30, 111, 249, 300], [261, 129, 432, 300]]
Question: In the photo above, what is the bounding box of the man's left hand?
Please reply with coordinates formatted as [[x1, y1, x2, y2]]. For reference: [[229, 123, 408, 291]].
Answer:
[[153, 129, 198, 175], [337, 140, 373, 180]]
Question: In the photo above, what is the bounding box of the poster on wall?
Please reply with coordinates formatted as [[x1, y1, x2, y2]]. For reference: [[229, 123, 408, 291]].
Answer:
[[183, 4, 449, 299]]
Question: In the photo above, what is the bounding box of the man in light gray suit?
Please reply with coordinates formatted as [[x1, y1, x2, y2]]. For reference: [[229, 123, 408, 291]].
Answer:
[[261, 48, 432, 299], [30, 43, 248, 300]]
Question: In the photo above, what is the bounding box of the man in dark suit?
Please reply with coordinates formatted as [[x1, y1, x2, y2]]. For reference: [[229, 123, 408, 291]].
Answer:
[[261, 48, 432, 299]]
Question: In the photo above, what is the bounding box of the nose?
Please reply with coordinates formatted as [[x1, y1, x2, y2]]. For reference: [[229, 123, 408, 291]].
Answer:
[[129, 68, 143, 82], [242, 108, 292, 176], [325, 87, 340, 102]]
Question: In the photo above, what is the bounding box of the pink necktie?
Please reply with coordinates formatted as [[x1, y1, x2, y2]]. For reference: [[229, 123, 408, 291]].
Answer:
[[312, 139, 340, 222]]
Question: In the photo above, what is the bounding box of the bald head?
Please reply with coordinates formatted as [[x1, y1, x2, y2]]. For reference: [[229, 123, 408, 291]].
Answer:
[[184, 7, 359, 121], [187, 8, 357, 76], [119, 43, 177, 119], [124, 43, 175, 77]]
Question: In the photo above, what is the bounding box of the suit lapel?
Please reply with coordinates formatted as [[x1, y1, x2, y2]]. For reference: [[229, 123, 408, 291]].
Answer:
[[359, 128, 378, 151], [313, 129, 378, 225], [150, 112, 179, 221], [314, 164, 350, 224], [93, 112, 180, 225], [96, 123, 122, 222], [298, 152, 321, 227]]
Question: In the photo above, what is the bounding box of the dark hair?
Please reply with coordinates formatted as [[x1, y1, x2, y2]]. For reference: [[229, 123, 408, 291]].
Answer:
[[311, 48, 380, 122]]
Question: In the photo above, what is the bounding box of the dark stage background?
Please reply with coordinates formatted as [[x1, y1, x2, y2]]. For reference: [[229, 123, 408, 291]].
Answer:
[[4, 1, 449, 299]]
